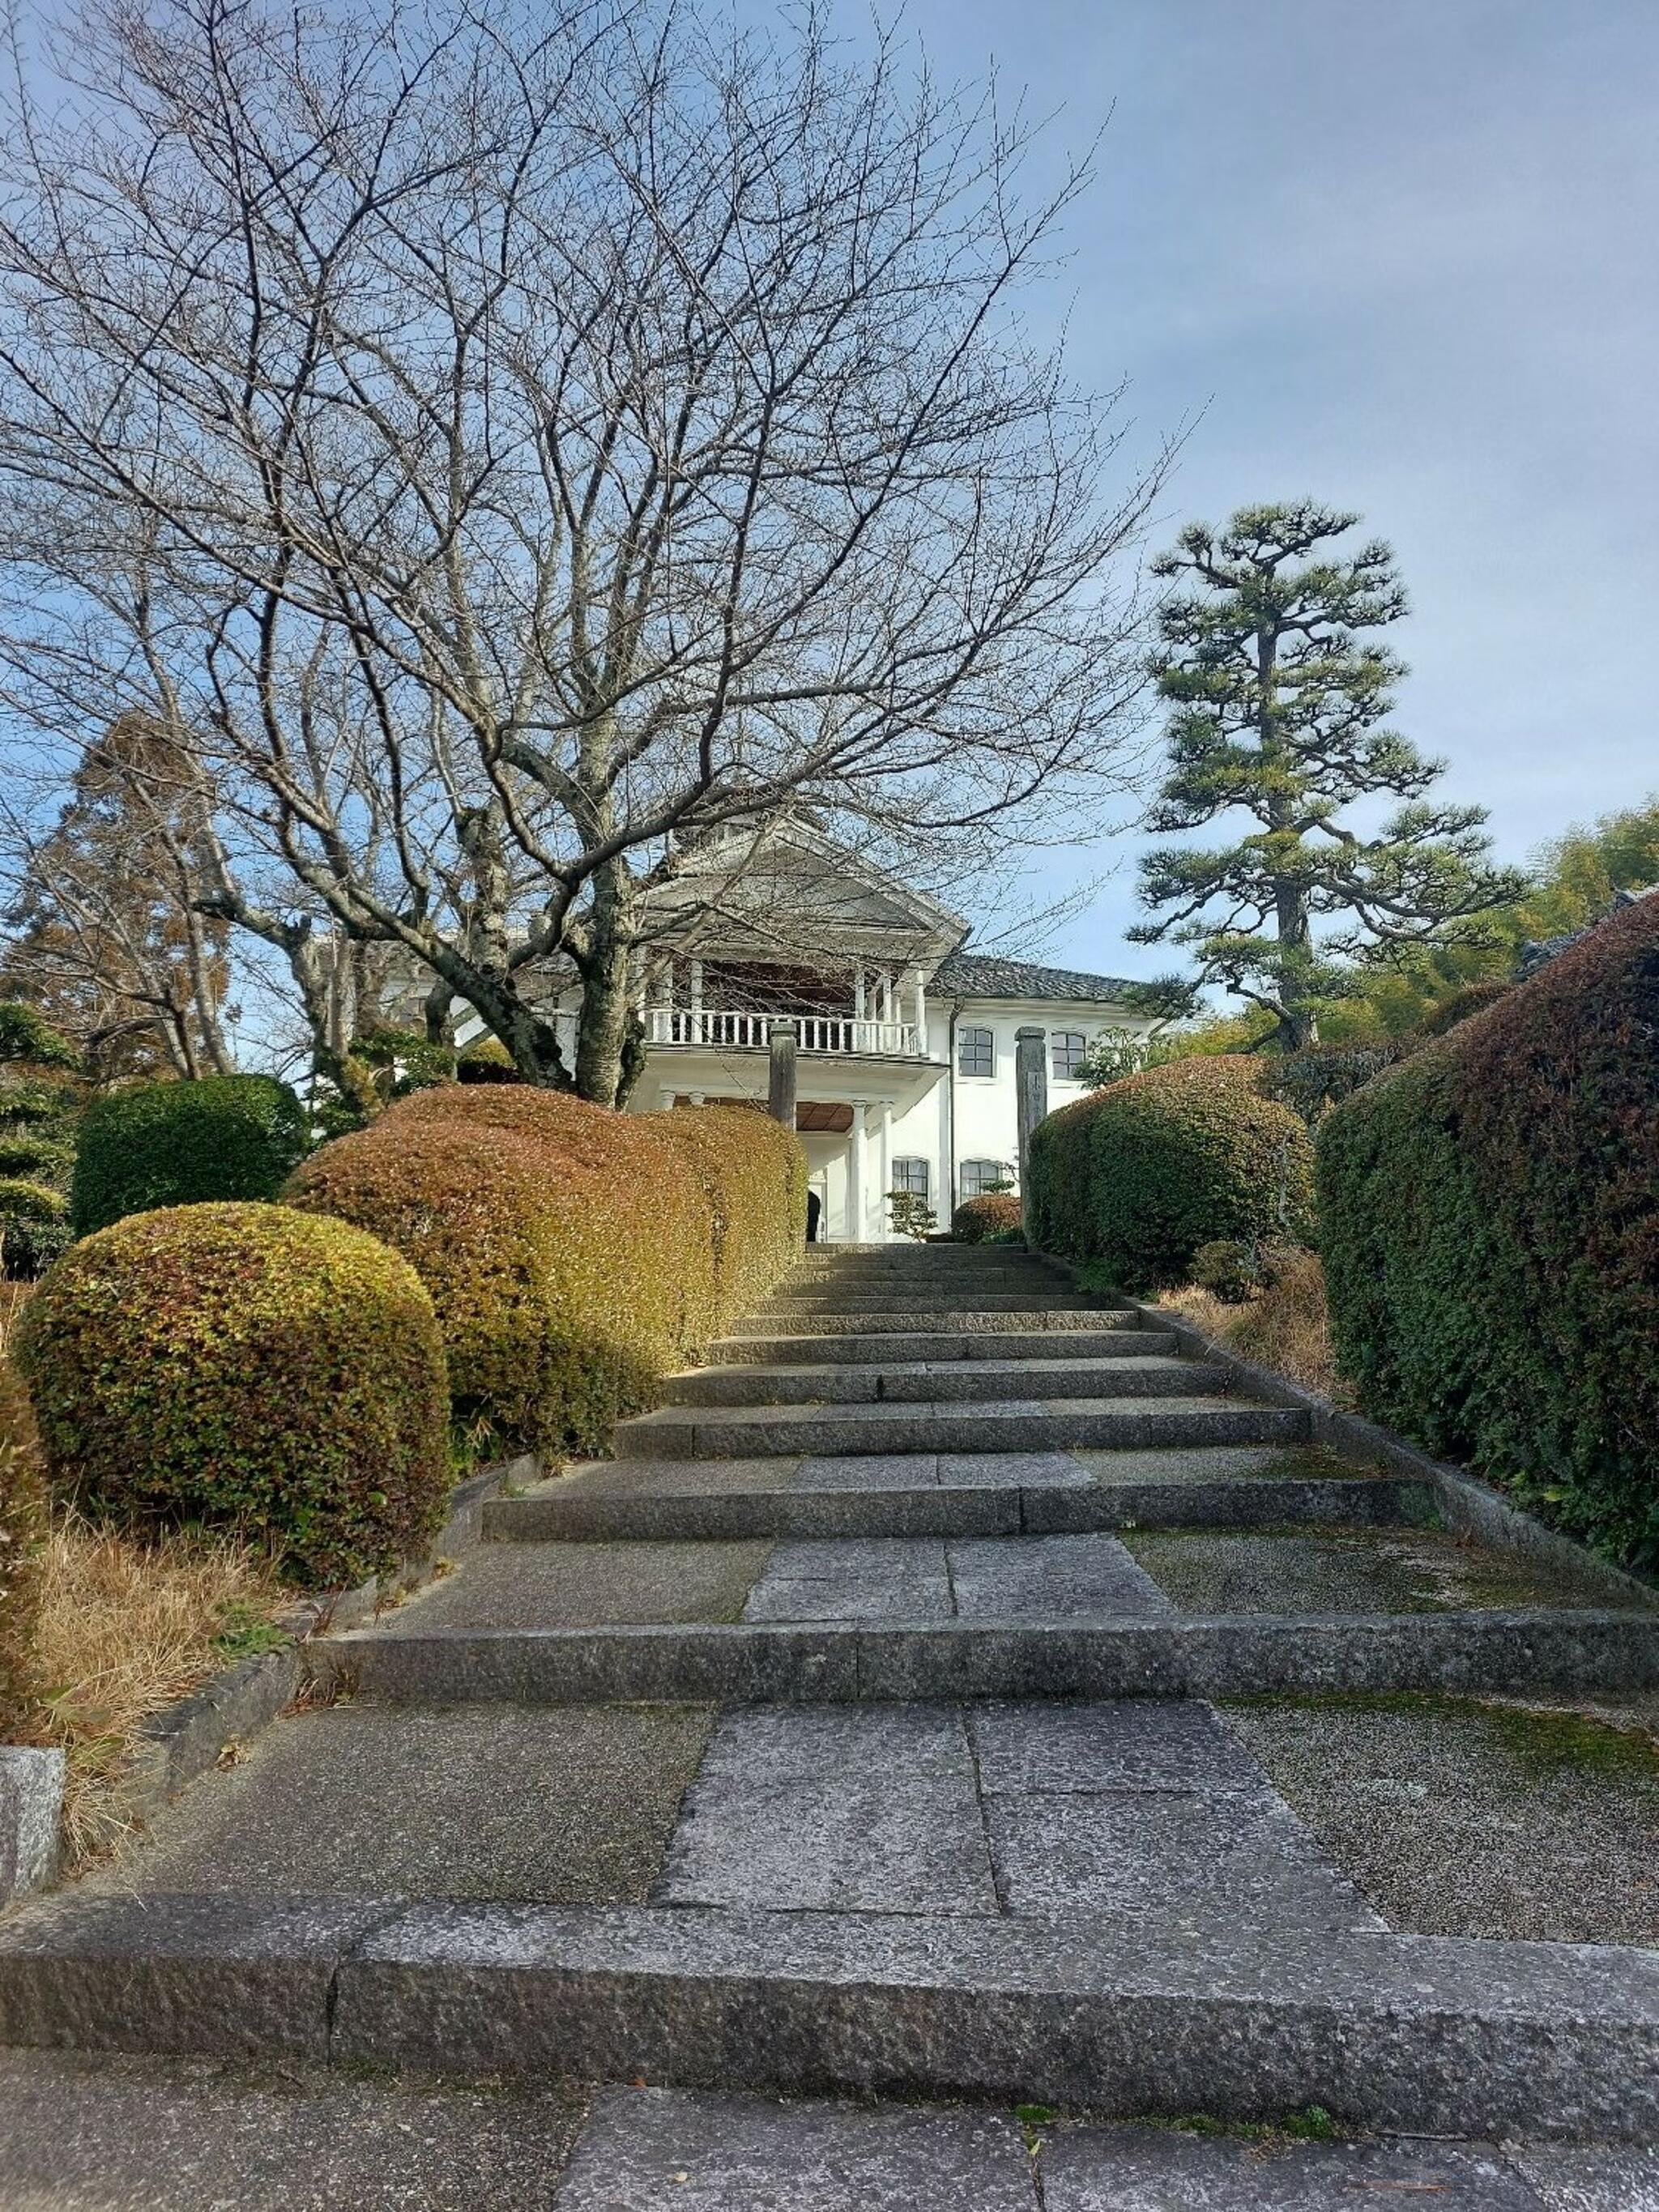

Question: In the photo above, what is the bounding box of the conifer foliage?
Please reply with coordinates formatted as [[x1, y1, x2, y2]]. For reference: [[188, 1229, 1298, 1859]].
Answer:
[[1132, 501, 1524, 1047]]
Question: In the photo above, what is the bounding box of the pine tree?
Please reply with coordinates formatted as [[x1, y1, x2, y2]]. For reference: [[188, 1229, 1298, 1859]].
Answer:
[[1132, 501, 1525, 1049]]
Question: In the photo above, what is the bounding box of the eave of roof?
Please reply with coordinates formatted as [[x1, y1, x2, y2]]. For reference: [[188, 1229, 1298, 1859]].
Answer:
[[929, 952, 1139, 1006]]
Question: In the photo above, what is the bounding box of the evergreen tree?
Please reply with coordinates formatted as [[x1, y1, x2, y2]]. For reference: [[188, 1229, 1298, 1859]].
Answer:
[[1131, 501, 1525, 1048], [2, 716, 233, 1079]]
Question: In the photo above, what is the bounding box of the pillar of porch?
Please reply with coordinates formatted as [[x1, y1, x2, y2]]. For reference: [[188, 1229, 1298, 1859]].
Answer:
[[876, 1101, 893, 1240], [849, 1102, 869, 1243]]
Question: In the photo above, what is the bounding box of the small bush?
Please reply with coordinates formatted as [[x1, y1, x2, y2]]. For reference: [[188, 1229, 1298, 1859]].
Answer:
[[953, 1192, 1023, 1242], [1260, 1045, 1397, 1129], [16, 1204, 451, 1588], [457, 1037, 524, 1084], [289, 1088, 805, 1460], [71, 1076, 310, 1236], [352, 1026, 458, 1096], [1318, 897, 1659, 1566], [0, 1296, 48, 1734], [1027, 1055, 1315, 1293], [1189, 1236, 1303, 1305]]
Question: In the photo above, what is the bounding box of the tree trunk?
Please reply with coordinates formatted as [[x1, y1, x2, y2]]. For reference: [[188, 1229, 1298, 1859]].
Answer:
[[572, 857, 637, 1106]]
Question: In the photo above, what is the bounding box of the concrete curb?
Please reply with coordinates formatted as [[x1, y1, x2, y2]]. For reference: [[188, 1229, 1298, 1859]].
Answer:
[[0, 1750, 65, 1907], [309, 1609, 1659, 1707], [2, 1890, 1656, 2139]]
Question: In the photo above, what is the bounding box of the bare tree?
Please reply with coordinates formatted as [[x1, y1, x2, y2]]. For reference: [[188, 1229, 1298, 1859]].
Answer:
[[0, 0, 1165, 1102]]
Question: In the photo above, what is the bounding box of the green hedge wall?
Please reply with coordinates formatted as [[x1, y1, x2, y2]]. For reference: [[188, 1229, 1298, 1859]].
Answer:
[[1026, 1055, 1316, 1293], [71, 1075, 310, 1236], [1318, 896, 1659, 1567]]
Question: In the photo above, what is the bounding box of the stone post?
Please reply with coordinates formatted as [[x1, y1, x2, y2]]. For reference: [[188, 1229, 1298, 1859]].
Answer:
[[1014, 1025, 1047, 1242], [767, 1021, 798, 1129]]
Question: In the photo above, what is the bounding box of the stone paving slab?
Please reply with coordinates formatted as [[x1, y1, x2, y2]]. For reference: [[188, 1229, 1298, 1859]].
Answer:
[[1510, 2144, 1659, 2209], [667, 1357, 1221, 1408], [1227, 1693, 1659, 1946], [619, 1400, 1309, 1460], [0, 2049, 591, 2211], [371, 1540, 772, 1631], [1041, 2122, 1542, 2209], [80, 1704, 713, 1906], [949, 1533, 1172, 1618], [554, 2085, 1035, 2210], [1128, 1528, 1659, 1619], [984, 1791, 1384, 1930], [744, 1536, 953, 1622], [967, 1699, 1276, 1796], [655, 1707, 998, 1916]]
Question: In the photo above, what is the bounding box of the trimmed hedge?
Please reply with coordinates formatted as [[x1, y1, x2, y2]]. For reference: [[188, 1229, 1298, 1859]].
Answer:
[[72, 1075, 310, 1236], [1027, 1055, 1316, 1293], [288, 1088, 806, 1460], [16, 1204, 452, 1588], [953, 1193, 1022, 1242], [0, 1336, 47, 1733], [1318, 897, 1659, 1568]]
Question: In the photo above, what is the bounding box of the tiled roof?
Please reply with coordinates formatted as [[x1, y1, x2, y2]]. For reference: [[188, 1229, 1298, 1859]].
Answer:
[[929, 953, 1138, 1005]]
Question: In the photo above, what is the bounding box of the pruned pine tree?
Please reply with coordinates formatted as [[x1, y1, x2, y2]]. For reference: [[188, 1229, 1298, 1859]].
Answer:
[[1131, 501, 1525, 1048]]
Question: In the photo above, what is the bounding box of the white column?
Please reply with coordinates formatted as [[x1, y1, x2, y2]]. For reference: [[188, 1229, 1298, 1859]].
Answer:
[[876, 1101, 893, 1240], [688, 958, 703, 1011], [911, 967, 928, 1055], [853, 965, 867, 1019], [850, 1102, 868, 1244]]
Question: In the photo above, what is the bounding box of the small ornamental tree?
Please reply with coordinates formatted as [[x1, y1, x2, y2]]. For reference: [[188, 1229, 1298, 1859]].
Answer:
[[1132, 502, 1525, 1048]]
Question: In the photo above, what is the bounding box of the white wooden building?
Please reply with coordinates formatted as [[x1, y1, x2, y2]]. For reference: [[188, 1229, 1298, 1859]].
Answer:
[[595, 823, 1161, 1241]]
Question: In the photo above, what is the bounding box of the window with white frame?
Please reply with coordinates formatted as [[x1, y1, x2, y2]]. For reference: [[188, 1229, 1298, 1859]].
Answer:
[[1051, 1029, 1087, 1080], [890, 1157, 929, 1198], [957, 1025, 995, 1078], [959, 1158, 1016, 1199]]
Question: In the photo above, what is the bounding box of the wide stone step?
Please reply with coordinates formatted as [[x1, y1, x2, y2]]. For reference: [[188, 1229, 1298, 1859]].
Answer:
[[763, 1291, 1107, 1313], [484, 1469, 1427, 1542], [725, 1308, 1144, 1338], [660, 1357, 1222, 1408], [708, 1327, 1180, 1366], [306, 1609, 1659, 1706], [6, 1890, 1653, 2140], [615, 1396, 1287, 1460]]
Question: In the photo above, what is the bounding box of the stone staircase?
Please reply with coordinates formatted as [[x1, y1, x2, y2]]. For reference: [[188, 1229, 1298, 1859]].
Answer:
[[3, 1242, 1658, 2197]]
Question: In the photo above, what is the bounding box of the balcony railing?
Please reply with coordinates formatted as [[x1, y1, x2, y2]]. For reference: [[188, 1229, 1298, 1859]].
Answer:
[[646, 1007, 923, 1057]]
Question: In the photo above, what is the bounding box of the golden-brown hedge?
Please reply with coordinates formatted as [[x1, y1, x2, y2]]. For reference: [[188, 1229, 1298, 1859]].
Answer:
[[288, 1089, 805, 1460]]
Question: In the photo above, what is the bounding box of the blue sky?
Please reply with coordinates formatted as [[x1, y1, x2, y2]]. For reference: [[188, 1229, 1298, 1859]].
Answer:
[[894, 0, 1659, 975]]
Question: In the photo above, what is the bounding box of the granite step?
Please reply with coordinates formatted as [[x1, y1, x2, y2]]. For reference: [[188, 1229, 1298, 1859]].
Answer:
[[660, 1356, 1226, 1408], [3, 1889, 1655, 2142], [614, 1396, 1292, 1461], [483, 1468, 1427, 1543], [306, 1608, 1659, 1707], [707, 1326, 1180, 1365], [761, 1291, 1109, 1314], [724, 1306, 1145, 1338]]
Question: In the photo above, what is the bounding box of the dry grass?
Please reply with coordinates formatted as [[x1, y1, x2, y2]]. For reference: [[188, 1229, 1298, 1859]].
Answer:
[[2, 1278, 293, 1867], [1159, 1250, 1354, 1408]]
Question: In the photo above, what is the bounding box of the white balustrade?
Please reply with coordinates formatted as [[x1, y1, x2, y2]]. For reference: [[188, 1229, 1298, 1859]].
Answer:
[[645, 1008, 920, 1057]]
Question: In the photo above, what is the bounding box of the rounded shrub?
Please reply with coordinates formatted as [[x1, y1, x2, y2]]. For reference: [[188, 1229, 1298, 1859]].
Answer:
[[71, 1075, 310, 1236], [15, 1204, 451, 1588], [953, 1193, 1022, 1243], [0, 1338, 48, 1733], [457, 1037, 524, 1084], [1026, 1055, 1316, 1294], [1319, 897, 1659, 1568], [1418, 980, 1512, 1037], [289, 1086, 805, 1460]]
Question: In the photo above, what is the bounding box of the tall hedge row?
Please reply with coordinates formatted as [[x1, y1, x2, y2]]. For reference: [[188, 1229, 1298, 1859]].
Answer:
[[1026, 1055, 1316, 1292], [288, 1089, 805, 1459], [1318, 897, 1659, 1567]]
